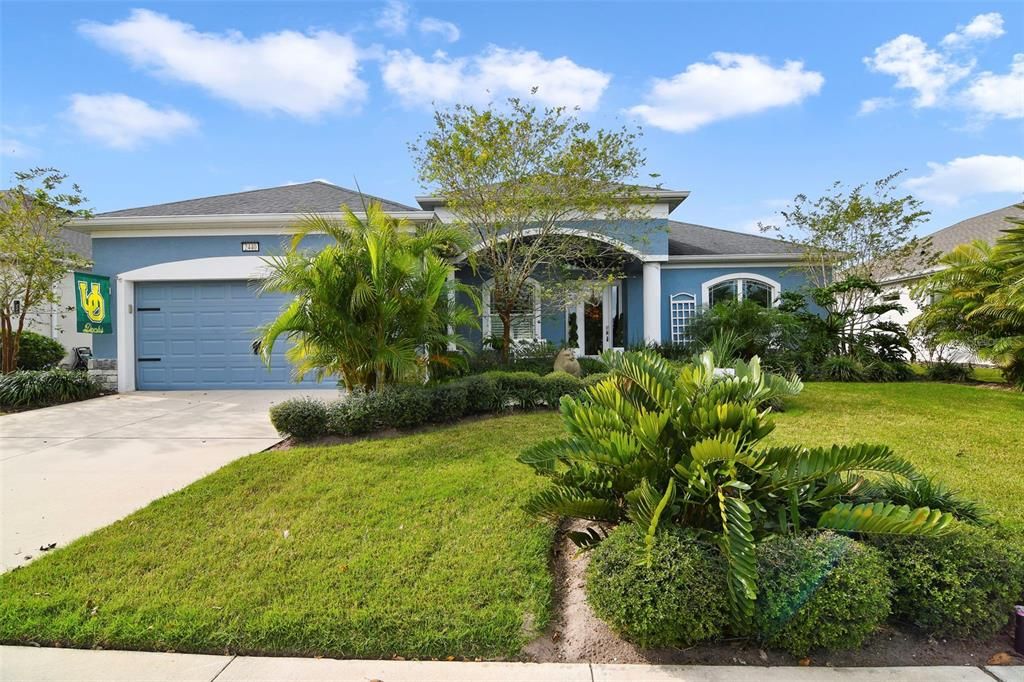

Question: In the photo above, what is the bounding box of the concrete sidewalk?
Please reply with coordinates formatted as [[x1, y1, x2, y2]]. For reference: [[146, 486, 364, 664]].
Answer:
[[1, 647, 1021, 682]]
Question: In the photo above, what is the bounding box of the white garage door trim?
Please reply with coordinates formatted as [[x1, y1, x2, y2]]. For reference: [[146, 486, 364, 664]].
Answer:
[[116, 257, 271, 392]]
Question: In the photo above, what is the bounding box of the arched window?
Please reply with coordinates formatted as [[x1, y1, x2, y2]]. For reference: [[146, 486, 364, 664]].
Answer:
[[701, 273, 781, 308], [481, 278, 542, 341], [670, 292, 696, 343]]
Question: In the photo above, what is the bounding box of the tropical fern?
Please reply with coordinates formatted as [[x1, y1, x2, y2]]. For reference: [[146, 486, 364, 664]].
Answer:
[[520, 349, 955, 625]]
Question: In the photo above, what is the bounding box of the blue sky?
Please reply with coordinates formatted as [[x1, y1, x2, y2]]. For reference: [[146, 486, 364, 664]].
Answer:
[[2, 1, 1022, 236]]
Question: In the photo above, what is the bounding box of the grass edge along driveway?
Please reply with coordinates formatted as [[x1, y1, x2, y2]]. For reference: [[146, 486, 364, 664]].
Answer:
[[0, 413, 564, 660]]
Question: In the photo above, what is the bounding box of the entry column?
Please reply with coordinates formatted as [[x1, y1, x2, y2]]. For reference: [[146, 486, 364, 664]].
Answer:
[[642, 261, 662, 344]]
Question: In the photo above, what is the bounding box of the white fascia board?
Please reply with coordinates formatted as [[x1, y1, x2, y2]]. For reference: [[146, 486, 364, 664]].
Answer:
[[73, 210, 436, 236]]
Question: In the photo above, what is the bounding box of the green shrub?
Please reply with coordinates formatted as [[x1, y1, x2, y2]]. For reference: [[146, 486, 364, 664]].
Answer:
[[870, 528, 1024, 639], [269, 397, 329, 440], [586, 525, 729, 648], [576, 357, 605, 376], [818, 355, 867, 382], [0, 368, 101, 408], [326, 399, 356, 436], [754, 533, 892, 656], [865, 359, 915, 382], [486, 371, 544, 409], [459, 374, 499, 414], [925, 361, 973, 383], [427, 382, 468, 423], [581, 371, 610, 387], [5, 331, 66, 370], [539, 371, 584, 406], [868, 477, 986, 524]]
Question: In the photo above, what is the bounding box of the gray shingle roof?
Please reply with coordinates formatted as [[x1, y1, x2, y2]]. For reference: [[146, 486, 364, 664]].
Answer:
[[668, 221, 803, 256], [926, 203, 1024, 253], [96, 181, 417, 217]]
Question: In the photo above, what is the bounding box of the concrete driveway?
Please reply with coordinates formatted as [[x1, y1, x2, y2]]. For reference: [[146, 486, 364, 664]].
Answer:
[[0, 390, 332, 572]]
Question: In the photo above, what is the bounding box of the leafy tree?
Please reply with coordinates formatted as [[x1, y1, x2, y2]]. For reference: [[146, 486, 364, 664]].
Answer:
[[258, 202, 478, 391], [520, 350, 953, 624], [0, 168, 91, 373], [761, 172, 931, 346], [411, 97, 653, 362], [912, 209, 1024, 389]]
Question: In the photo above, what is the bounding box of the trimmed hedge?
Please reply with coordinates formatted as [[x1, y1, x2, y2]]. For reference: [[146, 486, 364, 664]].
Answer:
[[754, 532, 892, 656], [0, 368, 102, 408], [870, 528, 1024, 639], [586, 525, 730, 648], [5, 331, 67, 370], [272, 370, 590, 441]]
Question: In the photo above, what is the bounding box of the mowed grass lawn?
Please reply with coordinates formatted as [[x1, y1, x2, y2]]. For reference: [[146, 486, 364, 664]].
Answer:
[[769, 382, 1024, 530], [0, 413, 564, 659], [1, 381, 1021, 659]]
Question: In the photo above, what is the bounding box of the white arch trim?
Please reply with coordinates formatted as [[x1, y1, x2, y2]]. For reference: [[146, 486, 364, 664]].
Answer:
[[700, 272, 782, 307], [480, 277, 543, 342], [456, 227, 660, 263]]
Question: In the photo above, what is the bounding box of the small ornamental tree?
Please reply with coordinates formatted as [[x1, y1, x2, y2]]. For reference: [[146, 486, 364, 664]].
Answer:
[[0, 168, 91, 373], [760, 172, 932, 351], [411, 96, 656, 362]]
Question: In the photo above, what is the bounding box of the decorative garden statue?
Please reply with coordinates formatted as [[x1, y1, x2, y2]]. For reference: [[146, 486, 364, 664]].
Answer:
[[553, 348, 581, 377]]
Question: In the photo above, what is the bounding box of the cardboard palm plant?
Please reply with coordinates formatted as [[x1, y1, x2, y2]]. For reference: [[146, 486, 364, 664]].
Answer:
[[520, 350, 953, 624]]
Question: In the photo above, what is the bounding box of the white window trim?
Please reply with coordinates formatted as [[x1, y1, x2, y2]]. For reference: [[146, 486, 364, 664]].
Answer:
[[669, 292, 696, 344], [481, 277, 543, 342], [700, 272, 781, 307]]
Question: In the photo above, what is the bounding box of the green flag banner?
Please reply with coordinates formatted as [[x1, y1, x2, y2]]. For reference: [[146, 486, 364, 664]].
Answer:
[[75, 273, 112, 334]]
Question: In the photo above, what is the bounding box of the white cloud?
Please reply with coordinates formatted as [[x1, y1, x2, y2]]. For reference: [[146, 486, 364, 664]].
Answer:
[[375, 0, 409, 35], [863, 34, 971, 108], [904, 154, 1024, 206], [67, 93, 197, 149], [961, 54, 1024, 120], [381, 46, 611, 110], [418, 17, 460, 43], [626, 53, 823, 133], [858, 96, 896, 115], [941, 12, 1005, 48], [80, 9, 366, 118]]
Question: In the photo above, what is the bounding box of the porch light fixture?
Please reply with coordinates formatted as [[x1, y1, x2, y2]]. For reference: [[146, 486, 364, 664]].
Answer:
[[241, 241, 260, 253]]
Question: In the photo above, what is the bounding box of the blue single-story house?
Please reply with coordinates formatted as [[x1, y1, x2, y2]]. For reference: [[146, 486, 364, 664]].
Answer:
[[73, 181, 809, 392]]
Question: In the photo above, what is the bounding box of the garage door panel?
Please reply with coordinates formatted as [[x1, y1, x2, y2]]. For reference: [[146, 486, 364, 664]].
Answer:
[[135, 281, 321, 390]]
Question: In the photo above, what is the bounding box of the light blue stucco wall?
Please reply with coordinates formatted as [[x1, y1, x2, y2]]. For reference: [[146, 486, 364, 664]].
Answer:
[[658, 266, 809, 342], [92, 230, 812, 360]]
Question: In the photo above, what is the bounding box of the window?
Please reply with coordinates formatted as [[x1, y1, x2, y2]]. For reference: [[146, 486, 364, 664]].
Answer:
[[670, 292, 696, 343], [702, 273, 780, 308], [482, 279, 541, 342]]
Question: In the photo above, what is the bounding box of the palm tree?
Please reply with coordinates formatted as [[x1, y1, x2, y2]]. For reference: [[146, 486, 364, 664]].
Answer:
[[912, 208, 1024, 389], [257, 202, 478, 391]]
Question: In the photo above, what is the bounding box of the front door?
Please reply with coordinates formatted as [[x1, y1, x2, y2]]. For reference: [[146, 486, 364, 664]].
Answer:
[[569, 281, 624, 357]]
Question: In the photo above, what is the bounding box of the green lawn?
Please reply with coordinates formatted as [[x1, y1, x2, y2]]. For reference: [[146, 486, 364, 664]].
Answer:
[[2, 380, 1021, 659], [0, 413, 564, 659], [769, 382, 1024, 530]]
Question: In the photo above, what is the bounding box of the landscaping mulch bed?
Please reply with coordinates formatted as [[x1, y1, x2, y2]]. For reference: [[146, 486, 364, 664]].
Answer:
[[524, 522, 1023, 668]]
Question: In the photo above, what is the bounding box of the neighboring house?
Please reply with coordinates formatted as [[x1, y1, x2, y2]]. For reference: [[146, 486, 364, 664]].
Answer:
[[70, 181, 809, 392], [878, 203, 1024, 363], [0, 186, 94, 365], [22, 227, 95, 365]]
